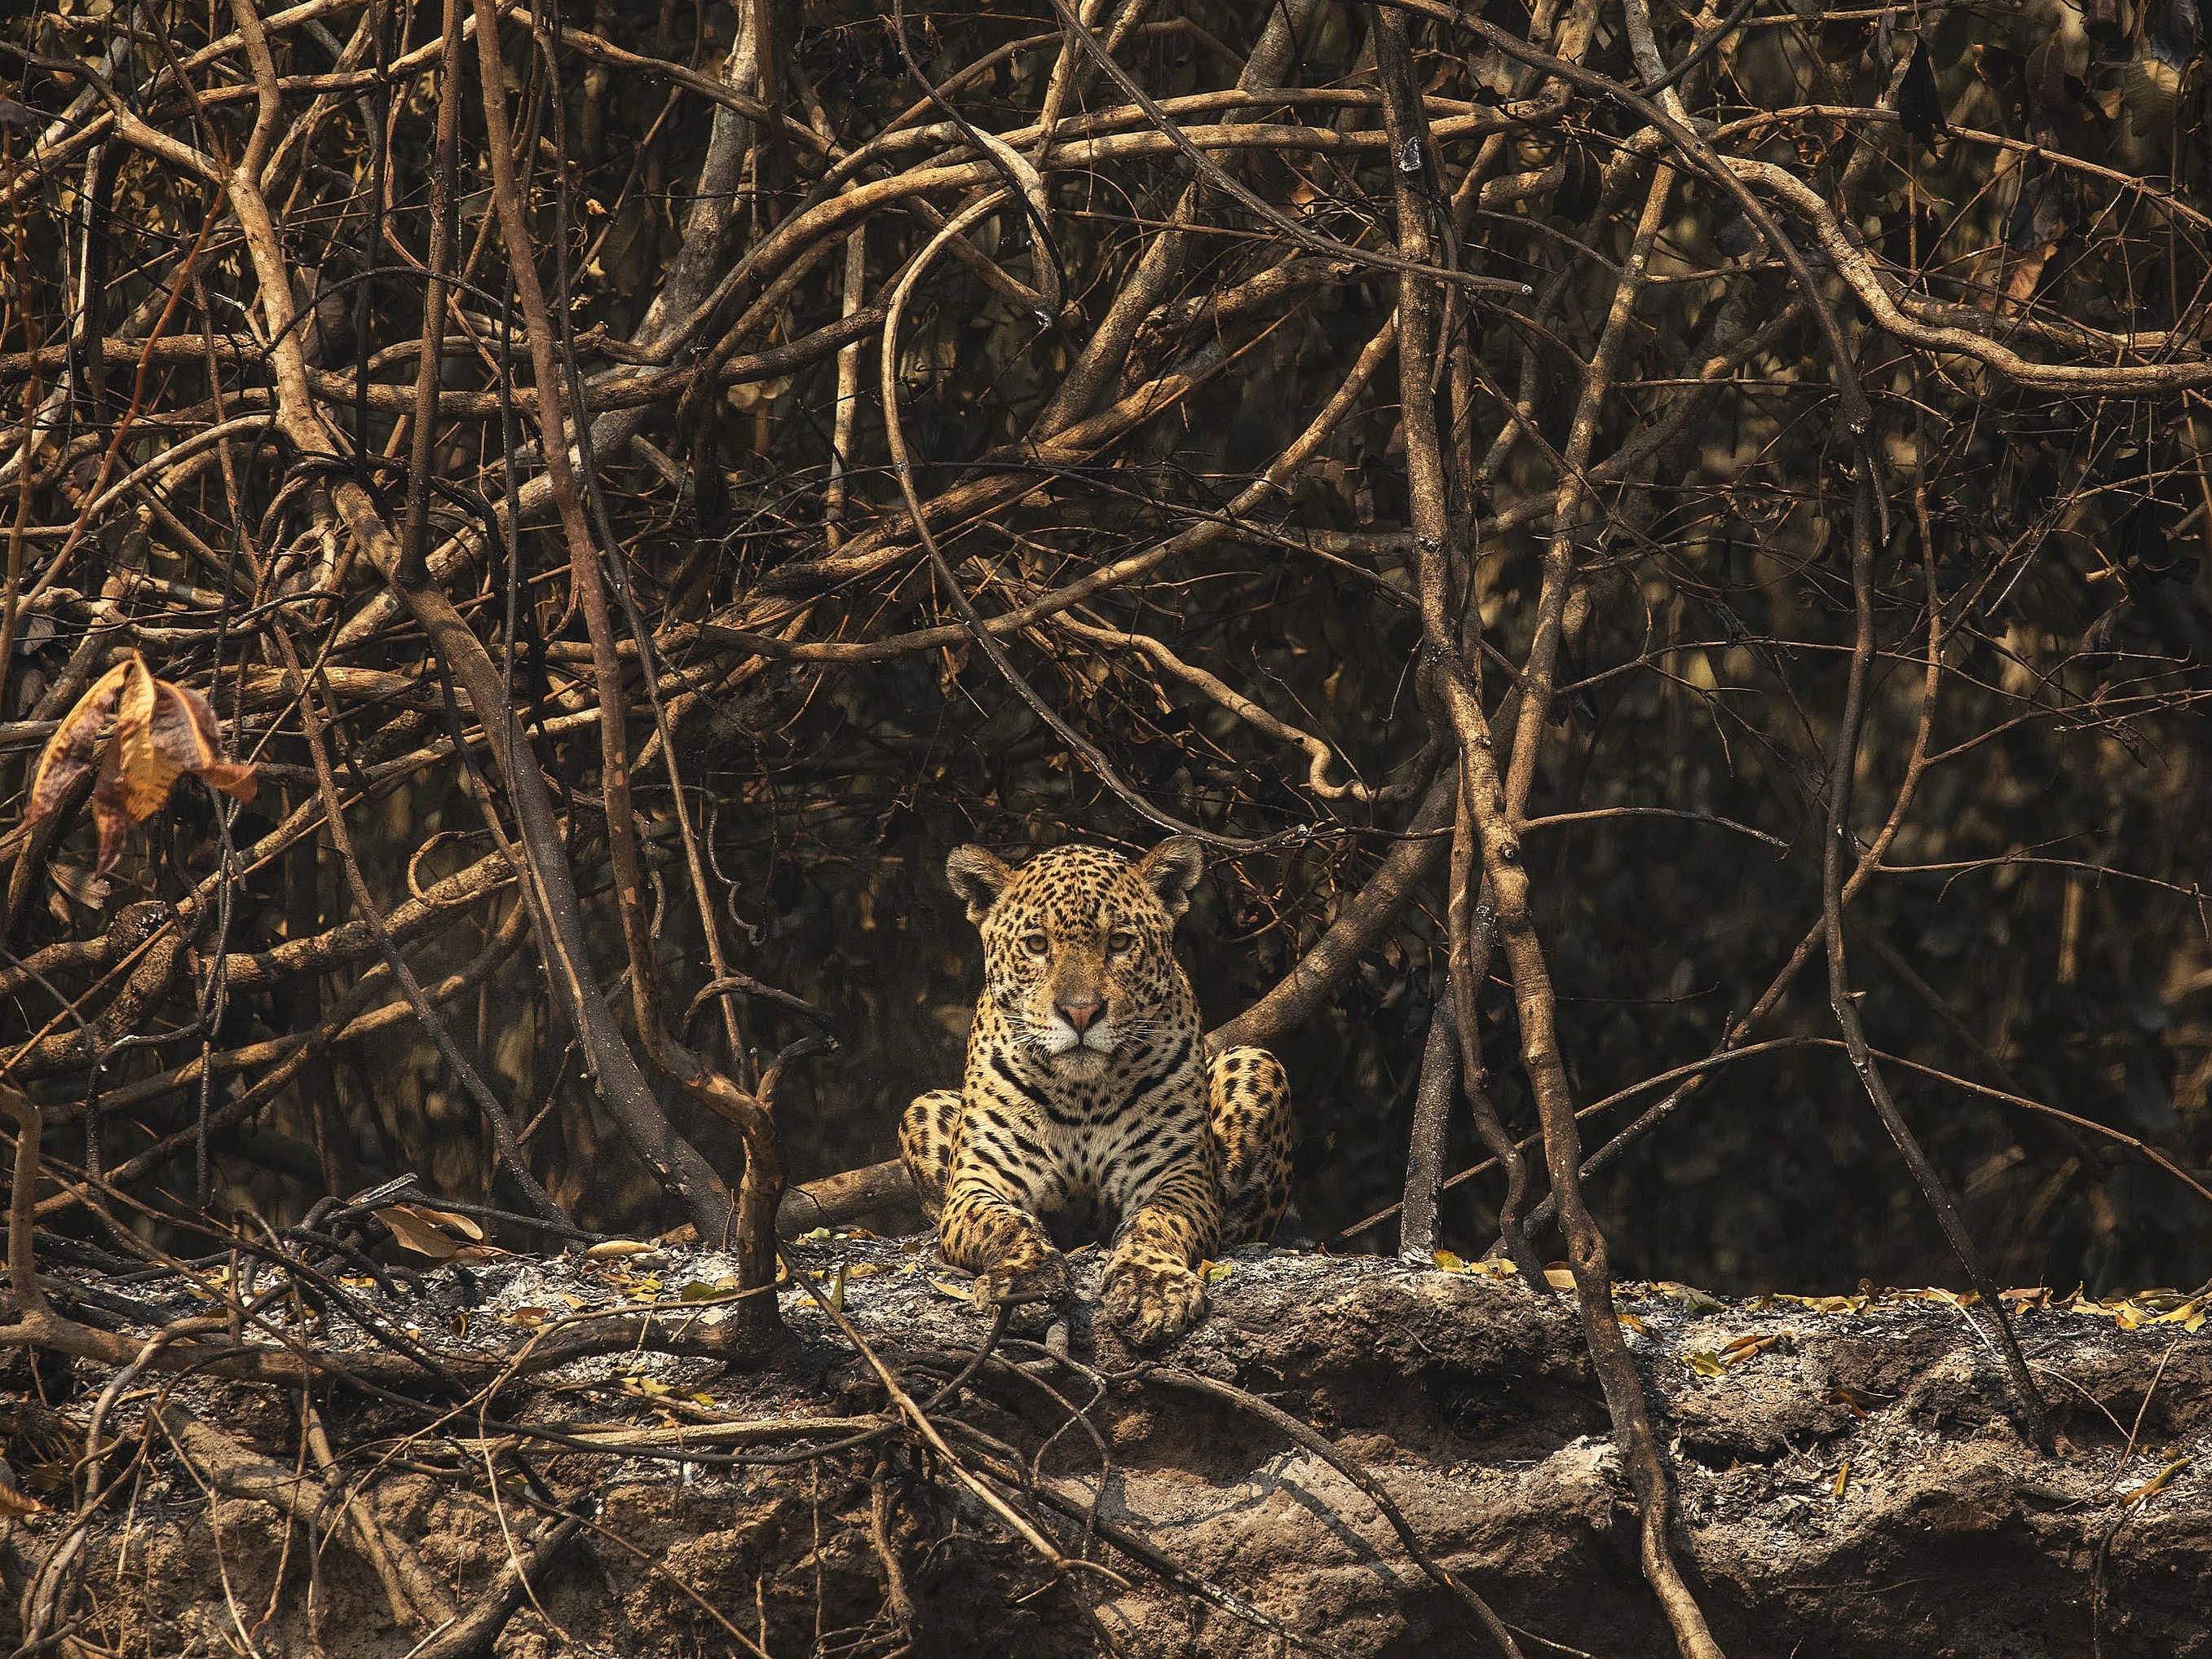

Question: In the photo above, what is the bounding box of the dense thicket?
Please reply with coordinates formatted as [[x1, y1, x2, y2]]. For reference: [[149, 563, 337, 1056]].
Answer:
[[13, 3, 2212, 1651], [7, 0, 2212, 1337]]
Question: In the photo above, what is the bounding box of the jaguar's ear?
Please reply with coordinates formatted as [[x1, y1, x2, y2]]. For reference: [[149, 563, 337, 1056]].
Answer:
[[946, 845, 1015, 924], [1137, 836, 1205, 923]]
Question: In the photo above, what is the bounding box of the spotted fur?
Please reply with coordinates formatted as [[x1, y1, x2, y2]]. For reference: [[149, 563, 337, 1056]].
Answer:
[[900, 836, 1293, 1345]]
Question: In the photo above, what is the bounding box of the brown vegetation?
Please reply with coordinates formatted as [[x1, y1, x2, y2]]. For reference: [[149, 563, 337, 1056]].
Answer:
[[5, 0, 2212, 1650]]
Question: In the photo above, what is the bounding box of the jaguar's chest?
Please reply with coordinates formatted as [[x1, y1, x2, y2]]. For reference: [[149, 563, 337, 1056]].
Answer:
[[967, 1014, 1205, 1158], [1018, 1064, 1204, 1243]]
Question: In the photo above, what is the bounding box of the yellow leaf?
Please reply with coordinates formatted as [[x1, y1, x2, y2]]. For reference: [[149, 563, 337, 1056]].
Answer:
[[1432, 1249, 1466, 1273], [1618, 1312, 1649, 1334], [1683, 1350, 1727, 1377], [1204, 1260, 1234, 1284], [1543, 1268, 1578, 1292], [585, 1239, 656, 1260], [1720, 1333, 1778, 1363], [0, 1480, 46, 1518], [1832, 1459, 1851, 1500], [502, 1306, 550, 1326], [2121, 1455, 2190, 1507]]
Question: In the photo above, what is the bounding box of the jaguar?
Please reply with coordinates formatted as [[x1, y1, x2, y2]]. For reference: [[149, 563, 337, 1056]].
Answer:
[[899, 836, 1294, 1344]]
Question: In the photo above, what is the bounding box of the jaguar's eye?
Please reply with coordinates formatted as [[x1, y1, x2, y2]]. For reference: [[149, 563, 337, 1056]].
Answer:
[[1021, 933, 1049, 958], [1106, 931, 1135, 955]]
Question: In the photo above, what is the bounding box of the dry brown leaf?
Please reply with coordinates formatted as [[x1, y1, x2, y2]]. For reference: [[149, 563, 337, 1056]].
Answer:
[[0, 1480, 46, 1519], [375, 1204, 461, 1259], [24, 653, 256, 873], [412, 1205, 482, 1241], [48, 862, 111, 911], [23, 660, 134, 840]]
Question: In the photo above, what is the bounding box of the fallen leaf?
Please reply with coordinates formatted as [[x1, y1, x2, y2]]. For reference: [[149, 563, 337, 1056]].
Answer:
[[1659, 1281, 1728, 1315], [2121, 1455, 2190, 1507], [1832, 1458, 1852, 1499], [502, 1306, 550, 1326], [375, 1206, 459, 1259], [1682, 1350, 1728, 1378], [1720, 1333, 1779, 1363], [416, 1207, 482, 1240], [585, 1238, 655, 1260], [0, 1480, 46, 1518]]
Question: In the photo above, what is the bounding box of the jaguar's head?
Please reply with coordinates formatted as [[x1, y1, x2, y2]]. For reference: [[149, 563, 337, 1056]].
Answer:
[[947, 836, 1204, 1077]]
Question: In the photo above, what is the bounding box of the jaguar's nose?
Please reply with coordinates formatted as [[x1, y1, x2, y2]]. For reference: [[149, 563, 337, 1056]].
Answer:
[[1057, 996, 1103, 1033]]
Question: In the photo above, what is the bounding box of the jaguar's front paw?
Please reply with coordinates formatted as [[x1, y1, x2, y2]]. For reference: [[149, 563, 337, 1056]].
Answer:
[[1102, 1255, 1207, 1345], [971, 1244, 1071, 1327]]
